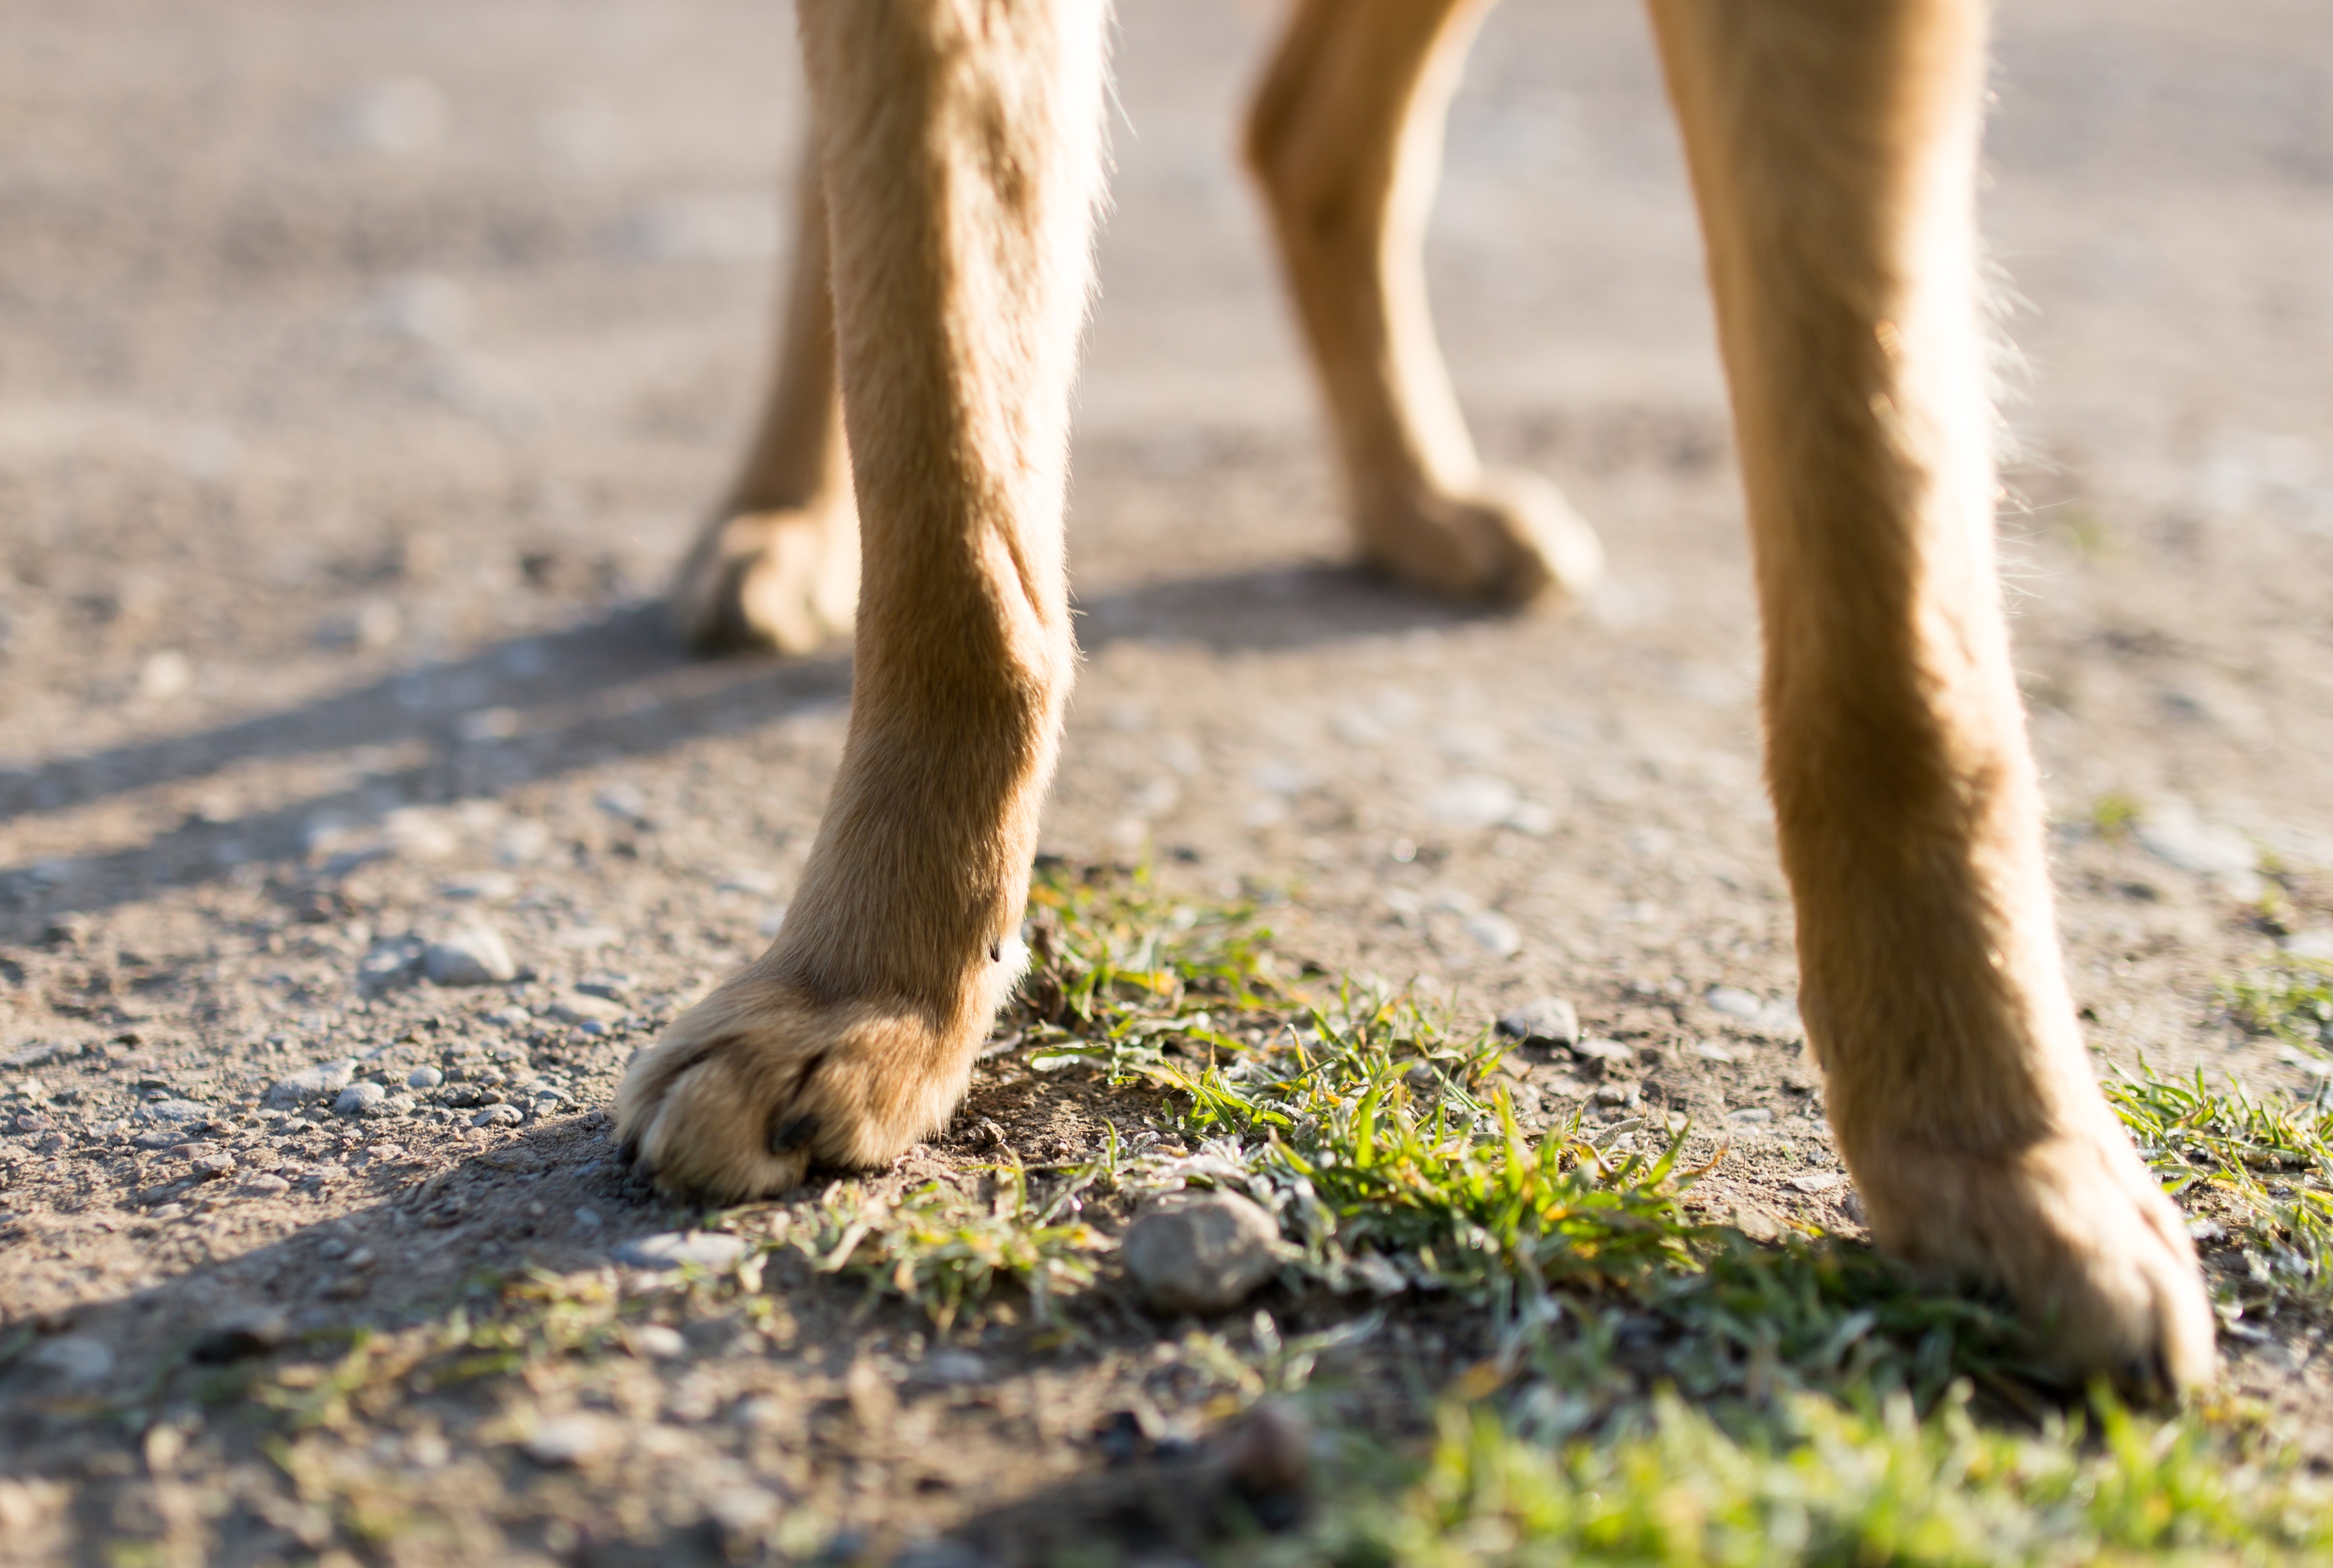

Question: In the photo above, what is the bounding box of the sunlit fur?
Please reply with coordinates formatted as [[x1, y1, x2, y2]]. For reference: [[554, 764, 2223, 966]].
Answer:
[[618, 0, 2214, 1394]]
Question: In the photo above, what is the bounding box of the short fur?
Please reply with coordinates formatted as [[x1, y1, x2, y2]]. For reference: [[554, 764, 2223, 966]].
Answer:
[[619, 0, 2215, 1394]]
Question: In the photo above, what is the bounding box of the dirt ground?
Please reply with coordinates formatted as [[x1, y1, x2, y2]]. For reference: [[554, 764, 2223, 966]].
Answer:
[[4, 0, 2333, 1562]]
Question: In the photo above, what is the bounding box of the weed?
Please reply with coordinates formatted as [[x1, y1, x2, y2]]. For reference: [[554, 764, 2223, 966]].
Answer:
[[787, 1159, 1116, 1331], [2108, 1064, 2333, 1308], [2222, 964, 2333, 1054], [1260, 1384, 2331, 1567]]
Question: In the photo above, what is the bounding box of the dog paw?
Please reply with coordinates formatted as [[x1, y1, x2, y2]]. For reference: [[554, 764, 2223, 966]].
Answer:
[[1356, 467, 1603, 608], [1856, 1113, 2217, 1396], [671, 505, 858, 656], [614, 975, 977, 1203]]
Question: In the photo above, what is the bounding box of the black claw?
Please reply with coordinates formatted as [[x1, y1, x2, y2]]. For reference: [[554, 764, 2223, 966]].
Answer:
[[617, 1136, 640, 1166], [770, 1112, 821, 1155], [989, 939, 1002, 963]]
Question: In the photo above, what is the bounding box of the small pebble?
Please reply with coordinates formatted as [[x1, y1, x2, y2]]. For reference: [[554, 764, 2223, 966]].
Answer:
[[917, 1350, 988, 1387], [471, 1104, 523, 1128], [1705, 986, 1762, 1019], [1694, 1044, 1736, 1064], [1568, 1037, 1633, 1065], [135, 1099, 214, 1126], [1464, 911, 1522, 958], [265, 1060, 356, 1108], [1122, 1191, 1284, 1315], [629, 1324, 687, 1359], [574, 1207, 602, 1230], [1496, 996, 1579, 1048], [423, 926, 517, 987], [523, 1415, 611, 1467], [614, 1231, 748, 1271], [1786, 1172, 1843, 1194], [1727, 1106, 1774, 1124], [406, 1066, 443, 1090], [241, 1174, 292, 1196], [333, 1082, 388, 1117], [30, 1335, 115, 1384]]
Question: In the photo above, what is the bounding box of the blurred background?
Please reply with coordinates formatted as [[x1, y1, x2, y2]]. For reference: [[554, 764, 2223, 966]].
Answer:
[[0, 0, 2329, 998]]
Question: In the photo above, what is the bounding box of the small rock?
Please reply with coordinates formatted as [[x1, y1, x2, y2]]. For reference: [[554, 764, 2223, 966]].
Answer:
[[1591, 1083, 1636, 1107], [10, 1112, 54, 1134], [1705, 986, 1762, 1019], [1729, 1204, 1782, 1243], [439, 871, 518, 902], [548, 993, 624, 1026], [191, 1153, 237, 1180], [629, 1323, 687, 1359], [917, 1350, 988, 1388], [1463, 911, 1522, 958], [1726, 1106, 1775, 1124], [613, 1231, 749, 1271], [1694, 1044, 1737, 1064], [135, 1099, 213, 1126], [265, 1060, 356, 1108], [1785, 1171, 1843, 1194], [240, 1174, 292, 1196], [1121, 1191, 1284, 1315], [406, 1066, 443, 1090], [1496, 996, 1579, 1048], [471, 1104, 523, 1128], [333, 1082, 388, 1117], [1842, 1190, 1867, 1225], [2281, 930, 2333, 961], [574, 1207, 602, 1229], [1568, 1037, 1633, 1065], [704, 1486, 782, 1537], [29, 1335, 114, 1384], [423, 926, 516, 987], [523, 1415, 611, 1467], [1219, 1397, 1312, 1529], [189, 1311, 289, 1364]]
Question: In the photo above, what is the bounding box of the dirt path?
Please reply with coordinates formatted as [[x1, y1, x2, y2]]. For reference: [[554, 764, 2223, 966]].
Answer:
[[5, 1, 2333, 1562]]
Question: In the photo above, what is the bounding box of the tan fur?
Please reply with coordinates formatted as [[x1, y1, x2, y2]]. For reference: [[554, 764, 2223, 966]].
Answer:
[[618, 0, 2215, 1392]]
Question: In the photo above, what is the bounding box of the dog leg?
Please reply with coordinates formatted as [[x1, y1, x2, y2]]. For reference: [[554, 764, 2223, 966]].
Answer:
[[1246, 0, 1603, 607], [1647, 0, 2214, 1393], [671, 149, 861, 654], [620, 0, 1108, 1200]]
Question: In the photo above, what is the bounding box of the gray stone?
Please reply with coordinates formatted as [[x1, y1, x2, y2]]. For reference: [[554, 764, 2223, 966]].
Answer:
[[1496, 996, 1579, 1048], [523, 1414, 611, 1467], [406, 1065, 443, 1089], [1464, 911, 1522, 957], [1727, 1106, 1775, 1124], [1786, 1172, 1843, 1194], [333, 1082, 388, 1117], [265, 1060, 355, 1108], [423, 926, 516, 987], [548, 993, 624, 1025], [135, 1098, 215, 1125], [1705, 986, 1762, 1019], [629, 1323, 687, 1359], [29, 1335, 114, 1384], [1122, 1190, 1284, 1315], [470, 1104, 523, 1128], [614, 1231, 749, 1271], [1568, 1037, 1633, 1065], [241, 1173, 292, 1196]]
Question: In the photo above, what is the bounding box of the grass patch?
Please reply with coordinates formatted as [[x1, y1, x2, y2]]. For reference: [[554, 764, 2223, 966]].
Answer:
[[1258, 1386, 2329, 1567], [2109, 1064, 2333, 1310], [787, 1159, 1116, 1331], [2223, 963, 2333, 1056]]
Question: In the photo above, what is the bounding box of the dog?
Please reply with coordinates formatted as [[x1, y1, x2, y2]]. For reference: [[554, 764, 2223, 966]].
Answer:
[[615, 0, 2215, 1395]]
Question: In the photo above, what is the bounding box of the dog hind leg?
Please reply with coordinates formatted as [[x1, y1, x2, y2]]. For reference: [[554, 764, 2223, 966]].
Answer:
[[619, 0, 1109, 1200], [1647, 0, 2214, 1393], [1246, 0, 1603, 607], [671, 148, 861, 655]]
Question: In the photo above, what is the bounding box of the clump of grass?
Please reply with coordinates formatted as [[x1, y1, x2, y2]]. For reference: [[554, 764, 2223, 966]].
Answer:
[[2109, 1064, 2333, 1309], [1265, 1385, 2331, 1567], [787, 1159, 1115, 1331], [2222, 964, 2333, 1054]]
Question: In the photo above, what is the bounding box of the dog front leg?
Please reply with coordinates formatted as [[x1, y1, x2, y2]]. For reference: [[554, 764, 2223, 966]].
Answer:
[[1246, 0, 1602, 606], [1648, 0, 2214, 1392], [620, 0, 1109, 1201]]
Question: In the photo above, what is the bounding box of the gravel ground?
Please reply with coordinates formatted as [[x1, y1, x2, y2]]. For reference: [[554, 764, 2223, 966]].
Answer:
[[5, 0, 2333, 1562]]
